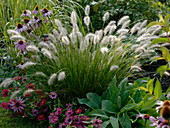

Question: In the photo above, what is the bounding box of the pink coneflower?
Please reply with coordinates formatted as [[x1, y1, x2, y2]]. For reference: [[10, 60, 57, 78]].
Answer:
[[26, 83, 35, 89], [32, 6, 39, 14], [41, 105, 48, 112], [10, 97, 26, 112], [41, 8, 52, 16], [32, 109, 38, 117], [40, 98, 46, 106], [65, 109, 74, 117], [13, 76, 22, 81], [16, 62, 24, 69], [22, 76, 27, 83], [0, 103, 9, 109], [20, 10, 30, 17], [75, 108, 82, 114], [14, 40, 27, 50], [2, 89, 10, 97], [48, 113, 59, 124], [59, 123, 67, 128], [37, 114, 45, 121], [49, 92, 57, 99], [15, 23, 27, 32], [23, 18, 32, 25], [55, 108, 62, 115], [92, 118, 102, 128]]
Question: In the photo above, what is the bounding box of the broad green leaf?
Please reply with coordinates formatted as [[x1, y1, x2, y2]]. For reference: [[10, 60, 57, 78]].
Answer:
[[141, 98, 157, 111], [87, 92, 101, 108], [146, 79, 154, 94], [151, 56, 164, 61], [158, 14, 164, 23], [118, 77, 128, 94], [78, 98, 99, 109], [121, 90, 130, 107], [101, 100, 118, 114], [136, 87, 148, 92], [154, 79, 162, 99], [119, 113, 131, 128], [156, 65, 168, 77], [151, 38, 169, 45], [120, 103, 137, 113], [147, 22, 164, 28], [166, 87, 170, 94], [89, 109, 109, 119], [110, 116, 119, 128], [101, 121, 110, 128]]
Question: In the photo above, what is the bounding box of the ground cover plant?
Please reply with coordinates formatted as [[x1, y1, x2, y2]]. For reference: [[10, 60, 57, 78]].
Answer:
[[1, 0, 170, 128]]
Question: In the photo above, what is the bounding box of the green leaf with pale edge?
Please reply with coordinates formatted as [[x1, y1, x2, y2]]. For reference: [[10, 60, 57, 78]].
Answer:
[[101, 121, 110, 128], [89, 109, 109, 119], [101, 100, 118, 113], [86, 92, 101, 108], [119, 113, 131, 128], [110, 116, 119, 128], [136, 87, 148, 92], [154, 79, 162, 99], [147, 22, 164, 28], [147, 79, 154, 94]]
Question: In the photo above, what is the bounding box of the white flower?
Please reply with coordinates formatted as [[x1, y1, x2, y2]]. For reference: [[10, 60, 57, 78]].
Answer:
[[58, 71, 66, 81], [7, 29, 20, 35], [10, 35, 25, 40], [100, 47, 109, 54], [48, 73, 57, 85], [62, 36, 70, 45], [130, 65, 142, 72], [41, 48, 52, 59], [71, 11, 77, 25], [35, 72, 46, 77]]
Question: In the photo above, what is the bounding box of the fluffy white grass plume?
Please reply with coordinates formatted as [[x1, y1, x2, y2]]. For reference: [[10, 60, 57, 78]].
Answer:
[[69, 32, 77, 44], [10, 90, 21, 100], [41, 48, 52, 59], [54, 19, 63, 29], [93, 35, 100, 45], [84, 16, 90, 26], [121, 20, 131, 29], [71, 11, 77, 25], [151, 26, 162, 35], [101, 36, 109, 45], [85, 5, 90, 16], [35, 72, 46, 77], [31, 55, 40, 61], [108, 21, 116, 26], [130, 22, 141, 34], [139, 20, 147, 30], [0, 78, 14, 88], [26, 45, 39, 52], [38, 42, 50, 49], [49, 33, 57, 42], [7, 29, 20, 35], [22, 62, 36, 69], [110, 65, 119, 71], [48, 73, 57, 85], [58, 71, 66, 81], [48, 43, 57, 53], [109, 25, 117, 34], [95, 30, 103, 40], [117, 29, 129, 35], [52, 29, 60, 40], [23, 89, 34, 97], [103, 12, 110, 22], [10, 35, 25, 40], [62, 36, 70, 45], [130, 65, 142, 72], [137, 28, 147, 35], [100, 47, 109, 54], [104, 26, 111, 35], [117, 16, 129, 26]]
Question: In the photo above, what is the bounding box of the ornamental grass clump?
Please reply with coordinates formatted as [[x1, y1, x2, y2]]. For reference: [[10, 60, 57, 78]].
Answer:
[[5, 5, 162, 100]]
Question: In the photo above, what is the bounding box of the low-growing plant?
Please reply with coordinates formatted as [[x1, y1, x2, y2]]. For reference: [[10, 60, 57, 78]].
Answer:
[[78, 77, 166, 128]]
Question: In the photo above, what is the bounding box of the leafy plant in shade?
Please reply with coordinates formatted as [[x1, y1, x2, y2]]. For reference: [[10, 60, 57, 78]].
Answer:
[[78, 77, 161, 128]]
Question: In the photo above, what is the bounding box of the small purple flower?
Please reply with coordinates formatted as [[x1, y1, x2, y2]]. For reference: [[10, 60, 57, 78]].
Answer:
[[33, 16, 41, 23], [15, 23, 27, 32], [23, 18, 32, 25], [55, 108, 62, 115], [14, 40, 27, 50], [92, 118, 102, 128], [41, 8, 52, 16], [20, 10, 30, 17], [48, 112, 59, 124], [137, 114, 150, 119], [150, 117, 170, 128], [66, 103, 72, 109], [59, 123, 67, 128], [49, 92, 57, 99], [32, 6, 39, 14], [32, 109, 38, 117], [22, 76, 27, 83], [65, 109, 74, 117]]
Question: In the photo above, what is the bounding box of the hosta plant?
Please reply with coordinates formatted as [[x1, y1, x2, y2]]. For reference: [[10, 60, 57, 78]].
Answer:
[[78, 77, 165, 128]]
